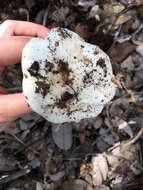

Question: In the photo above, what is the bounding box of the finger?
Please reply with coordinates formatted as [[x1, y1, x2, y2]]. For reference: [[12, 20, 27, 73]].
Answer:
[[0, 93, 32, 125], [0, 36, 31, 66], [0, 20, 49, 39], [0, 20, 49, 38]]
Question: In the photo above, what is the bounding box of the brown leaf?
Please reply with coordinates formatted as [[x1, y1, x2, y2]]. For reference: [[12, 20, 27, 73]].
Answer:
[[74, 24, 89, 40], [136, 0, 143, 5], [103, 4, 114, 16], [122, 19, 134, 34], [109, 41, 136, 63], [115, 15, 132, 25]]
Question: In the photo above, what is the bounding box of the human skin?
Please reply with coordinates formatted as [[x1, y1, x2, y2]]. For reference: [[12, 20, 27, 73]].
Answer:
[[0, 20, 49, 126]]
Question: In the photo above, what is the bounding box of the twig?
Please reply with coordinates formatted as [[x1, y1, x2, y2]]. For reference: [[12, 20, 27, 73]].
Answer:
[[7, 130, 39, 155], [127, 126, 143, 145], [7, 130, 25, 146], [108, 22, 143, 54], [131, 23, 143, 45], [9, 123, 49, 158], [19, 8, 30, 22], [43, 7, 49, 26], [0, 168, 30, 185], [6, 87, 22, 93], [107, 24, 123, 53], [43, 4, 55, 26], [0, 158, 40, 185]]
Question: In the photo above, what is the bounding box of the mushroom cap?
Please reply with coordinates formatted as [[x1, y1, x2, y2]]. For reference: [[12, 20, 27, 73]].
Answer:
[[22, 27, 116, 123]]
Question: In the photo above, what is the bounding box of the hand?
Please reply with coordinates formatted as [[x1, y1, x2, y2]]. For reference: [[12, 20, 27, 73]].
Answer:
[[0, 20, 49, 126]]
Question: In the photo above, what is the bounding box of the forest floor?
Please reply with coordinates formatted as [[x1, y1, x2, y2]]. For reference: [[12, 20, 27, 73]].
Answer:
[[0, 0, 143, 189]]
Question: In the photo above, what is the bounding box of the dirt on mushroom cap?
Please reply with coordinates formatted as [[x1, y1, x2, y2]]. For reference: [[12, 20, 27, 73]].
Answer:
[[22, 27, 116, 123]]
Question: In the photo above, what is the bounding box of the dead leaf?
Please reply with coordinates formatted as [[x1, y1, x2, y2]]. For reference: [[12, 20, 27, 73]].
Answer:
[[63, 179, 93, 190], [109, 41, 136, 63], [52, 123, 73, 150], [103, 4, 114, 16], [32, 139, 45, 150], [74, 24, 89, 40], [91, 162, 103, 186], [50, 7, 69, 23], [50, 170, 65, 181], [113, 5, 125, 14], [123, 19, 134, 34], [92, 154, 108, 182], [118, 119, 134, 138], [136, 0, 143, 5], [27, 151, 36, 161], [115, 15, 132, 25], [121, 55, 134, 70], [36, 182, 44, 190], [94, 185, 110, 190]]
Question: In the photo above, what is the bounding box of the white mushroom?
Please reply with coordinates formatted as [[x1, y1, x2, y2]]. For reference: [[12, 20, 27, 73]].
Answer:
[[22, 27, 116, 123]]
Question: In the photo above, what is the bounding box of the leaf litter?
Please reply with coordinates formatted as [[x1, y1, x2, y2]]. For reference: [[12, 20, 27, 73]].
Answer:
[[0, 0, 143, 189]]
